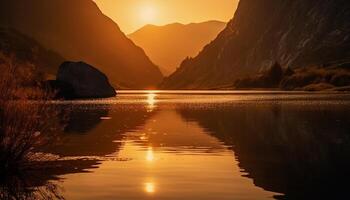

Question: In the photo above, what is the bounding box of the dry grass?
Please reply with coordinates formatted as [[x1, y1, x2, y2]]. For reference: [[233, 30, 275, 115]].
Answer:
[[234, 62, 284, 89], [281, 66, 350, 90], [0, 54, 61, 172], [234, 62, 350, 91], [0, 176, 64, 200]]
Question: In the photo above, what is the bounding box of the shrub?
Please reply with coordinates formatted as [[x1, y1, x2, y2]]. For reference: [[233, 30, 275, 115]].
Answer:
[[234, 62, 284, 89], [280, 66, 350, 90], [330, 73, 350, 87], [266, 62, 283, 86], [0, 173, 64, 200], [280, 71, 320, 90], [235, 62, 350, 91], [0, 54, 60, 172]]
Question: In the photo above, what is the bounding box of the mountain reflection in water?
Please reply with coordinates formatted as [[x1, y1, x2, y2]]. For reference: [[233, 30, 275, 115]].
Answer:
[[3, 91, 350, 200]]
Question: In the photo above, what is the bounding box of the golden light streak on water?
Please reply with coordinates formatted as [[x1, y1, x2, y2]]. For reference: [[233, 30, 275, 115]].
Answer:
[[146, 146, 154, 162], [144, 182, 155, 194], [146, 92, 157, 112]]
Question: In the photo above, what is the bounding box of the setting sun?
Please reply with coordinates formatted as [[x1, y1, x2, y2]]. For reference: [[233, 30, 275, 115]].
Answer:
[[139, 4, 157, 24], [94, 0, 237, 33]]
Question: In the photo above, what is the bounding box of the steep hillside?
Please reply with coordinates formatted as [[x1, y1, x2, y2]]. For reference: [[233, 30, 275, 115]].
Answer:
[[0, 27, 64, 78], [0, 0, 162, 88], [161, 0, 350, 89], [128, 21, 226, 75]]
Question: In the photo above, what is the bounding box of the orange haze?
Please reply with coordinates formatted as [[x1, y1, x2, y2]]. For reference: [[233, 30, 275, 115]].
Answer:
[[94, 0, 239, 34]]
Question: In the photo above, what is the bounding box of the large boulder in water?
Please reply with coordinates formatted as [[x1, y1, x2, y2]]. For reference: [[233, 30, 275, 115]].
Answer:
[[56, 61, 116, 99]]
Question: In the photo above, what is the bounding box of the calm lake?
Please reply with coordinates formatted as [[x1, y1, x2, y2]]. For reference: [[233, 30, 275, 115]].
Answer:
[[22, 91, 350, 199]]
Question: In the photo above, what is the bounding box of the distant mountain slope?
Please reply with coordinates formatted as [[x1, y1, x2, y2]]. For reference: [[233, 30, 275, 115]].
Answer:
[[128, 21, 226, 76], [0, 0, 162, 88], [0, 27, 64, 78], [161, 0, 350, 89]]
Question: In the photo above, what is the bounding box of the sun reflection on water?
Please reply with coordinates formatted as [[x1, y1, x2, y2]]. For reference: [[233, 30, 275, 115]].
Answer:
[[146, 92, 157, 112], [144, 182, 155, 194], [146, 147, 154, 162]]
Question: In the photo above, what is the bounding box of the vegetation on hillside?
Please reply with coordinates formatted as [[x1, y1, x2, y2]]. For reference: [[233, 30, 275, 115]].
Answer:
[[160, 0, 350, 89], [234, 62, 350, 91]]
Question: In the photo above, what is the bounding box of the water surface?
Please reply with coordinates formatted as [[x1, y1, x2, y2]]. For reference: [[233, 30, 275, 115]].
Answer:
[[15, 91, 350, 199]]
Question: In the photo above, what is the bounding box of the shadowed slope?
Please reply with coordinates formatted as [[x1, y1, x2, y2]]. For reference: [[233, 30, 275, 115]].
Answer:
[[161, 0, 350, 89], [0, 28, 64, 77], [0, 0, 163, 88]]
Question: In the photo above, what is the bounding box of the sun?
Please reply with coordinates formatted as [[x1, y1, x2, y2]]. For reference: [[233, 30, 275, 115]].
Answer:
[[139, 4, 157, 24]]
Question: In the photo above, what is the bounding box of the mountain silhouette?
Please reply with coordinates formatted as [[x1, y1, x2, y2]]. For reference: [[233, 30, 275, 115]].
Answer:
[[161, 0, 350, 89], [128, 21, 226, 76], [0, 0, 163, 88]]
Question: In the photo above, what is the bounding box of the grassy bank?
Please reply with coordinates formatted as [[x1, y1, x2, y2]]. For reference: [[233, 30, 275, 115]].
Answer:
[[234, 62, 350, 91]]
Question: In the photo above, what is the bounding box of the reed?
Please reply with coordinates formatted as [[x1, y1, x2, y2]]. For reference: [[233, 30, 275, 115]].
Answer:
[[0, 54, 60, 172]]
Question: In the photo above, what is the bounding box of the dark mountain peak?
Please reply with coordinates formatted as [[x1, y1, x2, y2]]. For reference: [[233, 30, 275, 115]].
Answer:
[[161, 0, 350, 89], [0, 0, 163, 88]]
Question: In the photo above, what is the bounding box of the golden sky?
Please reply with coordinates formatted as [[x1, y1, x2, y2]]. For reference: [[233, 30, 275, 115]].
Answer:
[[94, 0, 239, 34]]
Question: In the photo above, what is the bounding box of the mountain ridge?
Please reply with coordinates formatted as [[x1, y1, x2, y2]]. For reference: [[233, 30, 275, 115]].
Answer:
[[161, 0, 350, 89], [135, 20, 225, 31], [128, 20, 226, 75], [0, 0, 163, 88]]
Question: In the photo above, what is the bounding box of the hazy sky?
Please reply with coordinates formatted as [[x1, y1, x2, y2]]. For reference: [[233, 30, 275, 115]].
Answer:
[[94, 0, 239, 34]]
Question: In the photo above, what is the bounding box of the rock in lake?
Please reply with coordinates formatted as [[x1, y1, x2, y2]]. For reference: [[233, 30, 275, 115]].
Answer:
[[56, 61, 116, 99]]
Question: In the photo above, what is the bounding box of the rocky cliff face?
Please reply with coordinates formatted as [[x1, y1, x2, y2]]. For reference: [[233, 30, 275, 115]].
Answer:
[[0, 0, 163, 88], [128, 21, 226, 76], [161, 0, 350, 89]]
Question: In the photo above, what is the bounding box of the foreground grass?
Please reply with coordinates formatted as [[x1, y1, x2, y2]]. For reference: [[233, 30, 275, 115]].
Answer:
[[0, 54, 61, 172]]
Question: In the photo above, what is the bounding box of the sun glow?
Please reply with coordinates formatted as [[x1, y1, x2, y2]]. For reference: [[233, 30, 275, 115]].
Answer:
[[94, 0, 238, 34], [139, 4, 157, 24]]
